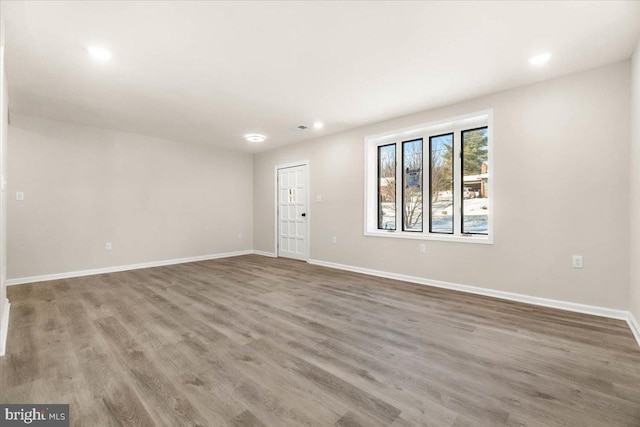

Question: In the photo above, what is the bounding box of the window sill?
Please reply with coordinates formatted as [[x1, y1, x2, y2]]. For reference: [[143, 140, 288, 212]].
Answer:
[[364, 230, 493, 244]]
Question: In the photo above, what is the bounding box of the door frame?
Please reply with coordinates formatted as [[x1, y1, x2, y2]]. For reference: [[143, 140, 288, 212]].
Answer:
[[274, 160, 310, 261]]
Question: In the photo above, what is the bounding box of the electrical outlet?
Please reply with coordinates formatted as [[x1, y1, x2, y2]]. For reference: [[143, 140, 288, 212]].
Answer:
[[418, 243, 426, 254], [572, 255, 583, 269], [105, 242, 113, 251], [15, 191, 24, 201], [238, 232, 243, 239], [331, 236, 337, 244]]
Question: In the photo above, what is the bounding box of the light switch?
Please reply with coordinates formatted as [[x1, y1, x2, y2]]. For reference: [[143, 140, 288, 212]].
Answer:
[[316, 194, 323, 203], [16, 191, 24, 201]]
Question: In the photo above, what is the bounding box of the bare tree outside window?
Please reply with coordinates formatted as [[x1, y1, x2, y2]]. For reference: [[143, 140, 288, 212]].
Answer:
[[403, 139, 423, 231], [378, 144, 396, 230], [430, 133, 454, 233]]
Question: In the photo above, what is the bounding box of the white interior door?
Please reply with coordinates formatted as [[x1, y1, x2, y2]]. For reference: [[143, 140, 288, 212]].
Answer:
[[278, 165, 307, 260]]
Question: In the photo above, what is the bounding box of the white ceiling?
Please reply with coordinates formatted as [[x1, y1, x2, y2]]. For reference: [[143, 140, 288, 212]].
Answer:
[[2, 1, 640, 152]]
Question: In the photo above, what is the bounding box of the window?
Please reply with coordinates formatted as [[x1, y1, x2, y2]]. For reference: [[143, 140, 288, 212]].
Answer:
[[402, 139, 423, 232], [429, 133, 453, 234], [378, 144, 396, 230], [365, 111, 492, 243], [461, 127, 489, 235]]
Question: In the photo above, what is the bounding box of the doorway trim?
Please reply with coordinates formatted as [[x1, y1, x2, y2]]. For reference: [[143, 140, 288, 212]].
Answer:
[[274, 160, 310, 261]]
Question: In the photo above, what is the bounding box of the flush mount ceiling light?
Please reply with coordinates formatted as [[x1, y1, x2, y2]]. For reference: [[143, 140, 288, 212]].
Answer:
[[529, 52, 552, 67], [313, 122, 324, 129], [87, 46, 112, 61], [244, 133, 266, 143]]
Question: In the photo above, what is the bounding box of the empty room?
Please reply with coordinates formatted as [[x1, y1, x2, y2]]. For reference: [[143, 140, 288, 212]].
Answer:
[[1, 1, 640, 426]]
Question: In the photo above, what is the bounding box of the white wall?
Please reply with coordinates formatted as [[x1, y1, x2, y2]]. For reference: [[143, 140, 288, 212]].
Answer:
[[7, 115, 253, 280], [254, 61, 631, 310], [630, 39, 640, 323], [0, 42, 10, 355]]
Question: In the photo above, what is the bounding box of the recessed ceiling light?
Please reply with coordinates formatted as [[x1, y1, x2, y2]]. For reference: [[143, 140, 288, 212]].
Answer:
[[313, 122, 324, 129], [244, 134, 266, 143], [87, 46, 112, 61], [529, 52, 551, 67]]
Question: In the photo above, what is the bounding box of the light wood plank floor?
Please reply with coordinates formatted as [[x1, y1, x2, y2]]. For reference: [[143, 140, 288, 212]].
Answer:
[[1, 255, 639, 426]]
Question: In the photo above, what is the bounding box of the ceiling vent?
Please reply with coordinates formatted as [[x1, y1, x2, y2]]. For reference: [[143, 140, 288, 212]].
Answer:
[[296, 125, 308, 131]]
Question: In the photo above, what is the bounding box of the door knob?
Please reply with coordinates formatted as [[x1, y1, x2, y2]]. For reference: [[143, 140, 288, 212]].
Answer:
[[301, 213, 306, 217]]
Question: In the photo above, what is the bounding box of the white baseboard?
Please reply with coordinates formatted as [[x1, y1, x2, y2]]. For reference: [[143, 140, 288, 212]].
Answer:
[[252, 250, 277, 258], [628, 312, 640, 348], [0, 298, 10, 356], [5, 249, 639, 349], [307, 258, 631, 321], [6, 249, 254, 286]]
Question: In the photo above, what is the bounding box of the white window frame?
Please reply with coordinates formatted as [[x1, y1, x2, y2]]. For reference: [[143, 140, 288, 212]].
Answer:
[[364, 110, 493, 244]]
